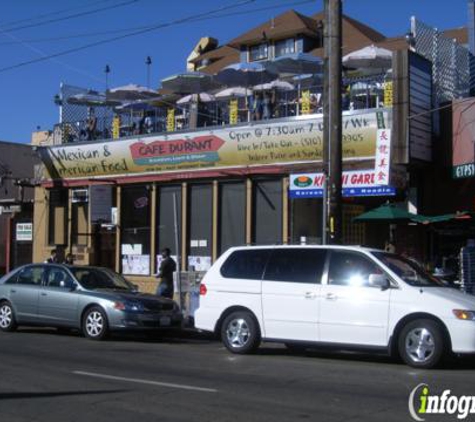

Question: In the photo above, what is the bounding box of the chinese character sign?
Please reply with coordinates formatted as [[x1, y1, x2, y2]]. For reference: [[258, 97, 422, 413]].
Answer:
[[374, 129, 391, 185]]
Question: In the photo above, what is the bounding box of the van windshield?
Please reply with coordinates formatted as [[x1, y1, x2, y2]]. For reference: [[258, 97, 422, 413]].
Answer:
[[371, 252, 445, 287]]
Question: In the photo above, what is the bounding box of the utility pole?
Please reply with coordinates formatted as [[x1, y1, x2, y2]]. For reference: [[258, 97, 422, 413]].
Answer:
[[322, 0, 329, 245], [323, 0, 342, 244]]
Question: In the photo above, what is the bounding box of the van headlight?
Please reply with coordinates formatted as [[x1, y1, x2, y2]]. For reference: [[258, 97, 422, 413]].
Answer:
[[453, 309, 475, 320]]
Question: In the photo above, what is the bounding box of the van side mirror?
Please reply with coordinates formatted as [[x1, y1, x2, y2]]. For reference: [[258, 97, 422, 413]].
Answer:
[[368, 274, 390, 290]]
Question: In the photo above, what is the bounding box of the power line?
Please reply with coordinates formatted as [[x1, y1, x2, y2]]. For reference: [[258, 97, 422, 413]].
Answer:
[[0, 27, 103, 84], [0, 0, 139, 34], [0, 0, 313, 46], [0, 0, 114, 30], [0, 0, 257, 74]]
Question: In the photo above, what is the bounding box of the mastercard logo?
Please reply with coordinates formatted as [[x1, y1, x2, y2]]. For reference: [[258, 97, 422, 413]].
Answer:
[[293, 176, 312, 187]]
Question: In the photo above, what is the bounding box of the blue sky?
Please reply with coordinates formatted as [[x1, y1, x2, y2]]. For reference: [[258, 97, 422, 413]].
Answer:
[[0, 0, 469, 143]]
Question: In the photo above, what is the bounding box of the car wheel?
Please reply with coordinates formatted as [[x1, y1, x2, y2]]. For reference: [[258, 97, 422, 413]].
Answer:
[[0, 301, 17, 332], [221, 311, 260, 354], [82, 307, 109, 340], [398, 319, 445, 369]]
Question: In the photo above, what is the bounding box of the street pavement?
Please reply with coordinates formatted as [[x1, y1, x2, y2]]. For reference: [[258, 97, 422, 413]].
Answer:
[[0, 328, 474, 422]]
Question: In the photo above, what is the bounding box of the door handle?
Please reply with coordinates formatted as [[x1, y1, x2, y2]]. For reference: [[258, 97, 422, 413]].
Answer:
[[325, 293, 337, 301], [41, 293, 47, 297], [10, 289, 16, 294], [304, 292, 316, 299]]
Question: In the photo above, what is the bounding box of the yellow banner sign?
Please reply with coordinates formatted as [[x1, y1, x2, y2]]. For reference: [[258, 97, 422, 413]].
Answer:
[[112, 116, 120, 139], [384, 81, 393, 107], [166, 108, 175, 132], [39, 110, 391, 181], [301, 90, 311, 115], [229, 99, 238, 125]]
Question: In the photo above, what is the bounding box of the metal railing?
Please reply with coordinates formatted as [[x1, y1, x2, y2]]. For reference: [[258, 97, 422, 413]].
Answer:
[[55, 74, 388, 144]]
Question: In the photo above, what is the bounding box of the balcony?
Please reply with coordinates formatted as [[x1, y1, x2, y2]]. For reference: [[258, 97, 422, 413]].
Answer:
[[53, 73, 390, 145]]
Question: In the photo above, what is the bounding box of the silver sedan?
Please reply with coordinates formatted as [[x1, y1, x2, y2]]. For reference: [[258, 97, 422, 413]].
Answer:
[[0, 264, 182, 340]]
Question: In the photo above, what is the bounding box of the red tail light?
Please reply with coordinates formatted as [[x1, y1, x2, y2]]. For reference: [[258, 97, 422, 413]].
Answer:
[[199, 284, 207, 296]]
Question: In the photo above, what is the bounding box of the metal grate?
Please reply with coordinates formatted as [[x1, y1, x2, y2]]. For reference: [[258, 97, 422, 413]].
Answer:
[[59, 83, 115, 143], [412, 17, 473, 104]]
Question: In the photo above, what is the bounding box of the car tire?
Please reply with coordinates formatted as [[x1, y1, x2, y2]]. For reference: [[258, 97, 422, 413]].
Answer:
[[221, 311, 260, 354], [398, 319, 445, 369], [0, 301, 17, 332], [82, 306, 109, 340]]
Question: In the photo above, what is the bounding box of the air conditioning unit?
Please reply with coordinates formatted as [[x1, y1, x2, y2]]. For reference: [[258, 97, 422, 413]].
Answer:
[[72, 188, 89, 203]]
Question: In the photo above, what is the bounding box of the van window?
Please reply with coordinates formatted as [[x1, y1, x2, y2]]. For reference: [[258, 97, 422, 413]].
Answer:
[[264, 249, 326, 283], [220, 249, 271, 280], [328, 251, 382, 287]]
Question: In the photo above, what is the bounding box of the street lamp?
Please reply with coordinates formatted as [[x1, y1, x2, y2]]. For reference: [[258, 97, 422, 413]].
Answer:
[[145, 56, 152, 89], [104, 64, 111, 91]]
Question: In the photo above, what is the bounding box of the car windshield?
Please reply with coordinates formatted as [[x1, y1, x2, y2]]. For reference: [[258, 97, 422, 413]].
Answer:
[[70, 267, 132, 291], [372, 252, 445, 287]]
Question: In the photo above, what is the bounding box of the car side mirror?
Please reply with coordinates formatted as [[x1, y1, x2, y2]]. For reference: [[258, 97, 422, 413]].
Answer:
[[368, 274, 390, 290]]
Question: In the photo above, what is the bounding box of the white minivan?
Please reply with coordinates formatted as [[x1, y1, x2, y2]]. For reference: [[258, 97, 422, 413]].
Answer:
[[195, 245, 475, 368]]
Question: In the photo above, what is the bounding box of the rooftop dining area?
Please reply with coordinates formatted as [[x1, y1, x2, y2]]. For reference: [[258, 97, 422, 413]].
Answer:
[[53, 47, 394, 144]]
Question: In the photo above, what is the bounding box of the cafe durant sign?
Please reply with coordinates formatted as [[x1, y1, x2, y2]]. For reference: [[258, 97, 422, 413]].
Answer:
[[39, 110, 390, 181]]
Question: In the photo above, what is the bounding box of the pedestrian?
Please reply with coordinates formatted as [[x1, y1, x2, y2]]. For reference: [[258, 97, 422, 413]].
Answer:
[[64, 253, 74, 265], [155, 248, 177, 299], [45, 249, 59, 264]]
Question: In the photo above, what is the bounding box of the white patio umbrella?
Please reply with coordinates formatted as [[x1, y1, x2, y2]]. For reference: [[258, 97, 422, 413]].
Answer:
[[343, 45, 392, 70], [176, 92, 216, 104], [107, 84, 160, 101], [67, 91, 120, 107], [215, 62, 276, 87], [253, 80, 294, 91], [264, 53, 323, 76], [215, 86, 251, 99]]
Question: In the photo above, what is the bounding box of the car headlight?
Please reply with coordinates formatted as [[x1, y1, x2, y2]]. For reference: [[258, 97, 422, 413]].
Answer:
[[453, 309, 475, 321], [113, 301, 144, 312]]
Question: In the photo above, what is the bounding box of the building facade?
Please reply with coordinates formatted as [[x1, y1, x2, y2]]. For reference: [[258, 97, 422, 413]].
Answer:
[[32, 9, 472, 290]]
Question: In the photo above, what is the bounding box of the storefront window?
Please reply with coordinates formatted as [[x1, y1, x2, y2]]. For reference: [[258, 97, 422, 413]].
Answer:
[[48, 189, 68, 246], [219, 182, 246, 255], [249, 43, 268, 61], [71, 202, 88, 246], [188, 184, 212, 271], [275, 38, 295, 57], [121, 185, 151, 275], [291, 198, 322, 244], [252, 179, 282, 245], [156, 185, 182, 266]]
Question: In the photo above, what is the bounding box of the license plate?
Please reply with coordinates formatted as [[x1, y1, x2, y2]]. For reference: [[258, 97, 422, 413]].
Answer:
[[160, 316, 171, 326]]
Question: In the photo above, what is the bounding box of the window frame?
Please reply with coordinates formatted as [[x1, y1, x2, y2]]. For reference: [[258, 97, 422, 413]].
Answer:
[[263, 248, 327, 284], [220, 249, 272, 280], [16, 265, 46, 287], [325, 250, 386, 288], [249, 43, 269, 62], [274, 38, 296, 57], [45, 266, 76, 289]]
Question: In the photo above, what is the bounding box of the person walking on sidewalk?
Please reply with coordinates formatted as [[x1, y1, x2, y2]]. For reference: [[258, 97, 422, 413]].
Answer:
[[156, 248, 176, 299]]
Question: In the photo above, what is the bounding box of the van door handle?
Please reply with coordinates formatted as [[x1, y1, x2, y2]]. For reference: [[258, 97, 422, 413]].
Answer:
[[10, 289, 16, 294], [304, 292, 316, 299], [41, 293, 47, 297], [325, 293, 337, 301]]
